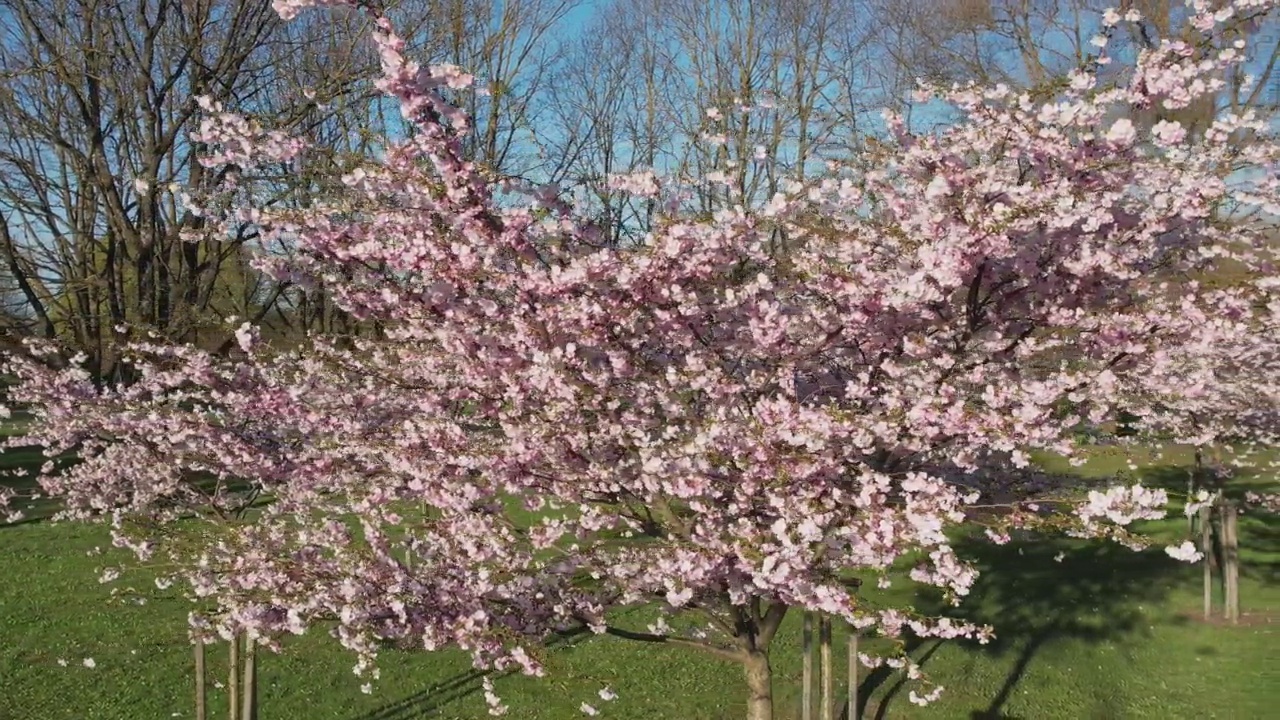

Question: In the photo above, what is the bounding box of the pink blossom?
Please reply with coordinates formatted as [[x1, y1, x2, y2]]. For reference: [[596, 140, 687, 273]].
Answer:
[[1165, 541, 1204, 563], [908, 685, 944, 706], [233, 323, 257, 352], [1152, 120, 1187, 146], [1105, 118, 1137, 145], [605, 171, 660, 198], [1245, 492, 1280, 513], [924, 175, 951, 200], [1184, 490, 1215, 517]]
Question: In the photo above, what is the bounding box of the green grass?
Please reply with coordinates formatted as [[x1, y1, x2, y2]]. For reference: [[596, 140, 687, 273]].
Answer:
[[1, 445, 1277, 719]]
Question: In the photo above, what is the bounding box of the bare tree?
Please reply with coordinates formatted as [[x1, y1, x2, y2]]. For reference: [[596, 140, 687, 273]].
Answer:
[[865, 0, 1280, 131], [547, 0, 881, 238], [14, 0, 1271, 371], [0, 0, 590, 366], [0, 0, 312, 376]]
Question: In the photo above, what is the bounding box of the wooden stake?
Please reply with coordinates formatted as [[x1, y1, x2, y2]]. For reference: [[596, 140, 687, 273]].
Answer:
[[241, 637, 257, 720], [228, 635, 241, 720], [847, 631, 858, 720], [1224, 502, 1240, 624], [1201, 505, 1213, 620], [802, 611, 813, 720], [1188, 450, 1201, 534], [819, 616, 833, 720], [195, 642, 207, 720]]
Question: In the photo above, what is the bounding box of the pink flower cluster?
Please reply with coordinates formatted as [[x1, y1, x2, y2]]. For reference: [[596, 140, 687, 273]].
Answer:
[[1076, 485, 1169, 527]]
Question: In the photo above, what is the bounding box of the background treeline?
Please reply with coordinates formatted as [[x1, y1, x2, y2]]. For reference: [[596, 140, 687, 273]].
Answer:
[[1, 0, 1274, 380]]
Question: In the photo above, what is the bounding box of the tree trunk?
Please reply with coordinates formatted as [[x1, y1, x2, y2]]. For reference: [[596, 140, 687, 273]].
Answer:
[[744, 650, 774, 720]]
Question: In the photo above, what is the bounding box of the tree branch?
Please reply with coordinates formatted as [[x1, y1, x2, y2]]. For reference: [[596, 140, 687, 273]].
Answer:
[[600, 625, 745, 664], [755, 601, 789, 651]]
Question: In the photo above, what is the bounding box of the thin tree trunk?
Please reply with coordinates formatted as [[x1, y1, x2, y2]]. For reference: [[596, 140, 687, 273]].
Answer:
[[744, 650, 774, 720], [241, 637, 257, 720], [802, 612, 813, 720], [819, 616, 833, 720], [228, 635, 241, 720], [195, 642, 207, 720], [1224, 502, 1240, 624], [1201, 505, 1213, 620]]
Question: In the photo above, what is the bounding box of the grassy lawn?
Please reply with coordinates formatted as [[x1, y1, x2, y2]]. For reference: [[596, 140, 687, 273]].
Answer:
[[1, 444, 1276, 719]]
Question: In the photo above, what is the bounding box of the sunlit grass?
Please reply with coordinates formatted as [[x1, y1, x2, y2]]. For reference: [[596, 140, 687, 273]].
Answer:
[[1, 441, 1276, 719]]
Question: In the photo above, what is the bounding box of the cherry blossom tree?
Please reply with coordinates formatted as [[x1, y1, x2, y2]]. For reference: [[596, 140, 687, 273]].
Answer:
[[6, 2, 1280, 718]]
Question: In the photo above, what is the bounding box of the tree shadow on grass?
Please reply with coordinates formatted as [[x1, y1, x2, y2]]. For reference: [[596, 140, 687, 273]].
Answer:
[[860, 533, 1193, 720], [348, 627, 591, 720], [847, 637, 944, 720]]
